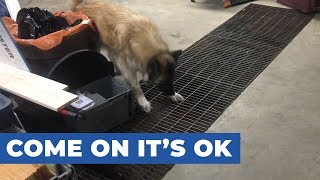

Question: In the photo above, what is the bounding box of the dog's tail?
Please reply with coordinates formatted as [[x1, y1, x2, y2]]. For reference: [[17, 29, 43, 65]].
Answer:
[[67, 0, 83, 11], [69, 0, 102, 11], [69, 0, 83, 11]]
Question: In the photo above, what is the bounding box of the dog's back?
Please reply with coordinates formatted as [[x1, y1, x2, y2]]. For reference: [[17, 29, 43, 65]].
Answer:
[[70, 0, 169, 64]]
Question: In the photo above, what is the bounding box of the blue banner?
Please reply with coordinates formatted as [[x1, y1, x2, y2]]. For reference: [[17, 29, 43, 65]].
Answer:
[[0, 133, 240, 164]]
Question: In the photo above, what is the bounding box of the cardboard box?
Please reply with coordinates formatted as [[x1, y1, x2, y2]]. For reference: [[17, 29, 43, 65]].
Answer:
[[0, 164, 55, 180]]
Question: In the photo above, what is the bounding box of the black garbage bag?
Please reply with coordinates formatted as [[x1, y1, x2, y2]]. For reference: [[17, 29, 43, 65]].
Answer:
[[18, 14, 40, 39], [17, 7, 81, 39]]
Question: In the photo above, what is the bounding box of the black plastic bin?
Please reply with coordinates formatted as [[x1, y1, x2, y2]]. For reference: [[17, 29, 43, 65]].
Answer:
[[64, 76, 133, 132], [48, 50, 135, 132], [0, 91, 26, 133]]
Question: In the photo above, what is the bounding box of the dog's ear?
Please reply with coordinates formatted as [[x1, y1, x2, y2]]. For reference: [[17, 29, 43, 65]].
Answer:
[[171, 50, 183, 62]]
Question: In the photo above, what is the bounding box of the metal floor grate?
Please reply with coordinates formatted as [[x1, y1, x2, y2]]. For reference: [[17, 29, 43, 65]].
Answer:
[[78, 4, 313, 180], [76, 166, 112, 180]]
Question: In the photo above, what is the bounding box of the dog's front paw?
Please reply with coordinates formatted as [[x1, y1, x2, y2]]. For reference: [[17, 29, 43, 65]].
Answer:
[[169, 93, 185, 103], [138, 97, 152, 113]]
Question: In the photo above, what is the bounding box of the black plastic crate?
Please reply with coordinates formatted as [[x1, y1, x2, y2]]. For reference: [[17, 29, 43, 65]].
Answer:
[[15, 50, 135, 133], [51, 164, 78, 180], [64, 76, 134, 132]]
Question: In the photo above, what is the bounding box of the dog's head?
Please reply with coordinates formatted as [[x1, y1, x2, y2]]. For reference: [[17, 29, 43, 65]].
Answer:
[[146, 50, 183, 96], [146, 50, 182, 84]]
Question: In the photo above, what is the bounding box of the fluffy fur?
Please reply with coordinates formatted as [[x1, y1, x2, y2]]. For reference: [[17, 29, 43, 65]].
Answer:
[[69, 0, 184, 112]]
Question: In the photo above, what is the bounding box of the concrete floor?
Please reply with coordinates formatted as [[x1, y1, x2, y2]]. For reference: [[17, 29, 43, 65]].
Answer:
[[18, 0, 320, 180]]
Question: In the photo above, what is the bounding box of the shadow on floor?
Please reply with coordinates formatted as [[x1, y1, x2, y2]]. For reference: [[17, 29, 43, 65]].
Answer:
[[190, 0, 224, 9], [189, 0, 258, 10]]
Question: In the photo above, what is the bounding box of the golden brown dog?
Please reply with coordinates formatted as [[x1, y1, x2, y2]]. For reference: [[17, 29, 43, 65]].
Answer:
[[70, 0, 184, 112]]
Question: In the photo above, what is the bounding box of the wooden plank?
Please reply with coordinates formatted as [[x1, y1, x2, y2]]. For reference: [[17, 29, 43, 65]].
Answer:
[[0, 63, 68, 90], [0, 164, 54, 180], [1, 79, 78, 112], [0, 63, 78, 112]]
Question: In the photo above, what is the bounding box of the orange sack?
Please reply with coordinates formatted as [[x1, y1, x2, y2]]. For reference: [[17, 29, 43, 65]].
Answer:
[[2, 11, 98, 51]]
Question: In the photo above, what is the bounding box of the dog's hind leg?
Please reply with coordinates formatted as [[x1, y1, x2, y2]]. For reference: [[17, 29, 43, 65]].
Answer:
[[99, 45, 123, 77]]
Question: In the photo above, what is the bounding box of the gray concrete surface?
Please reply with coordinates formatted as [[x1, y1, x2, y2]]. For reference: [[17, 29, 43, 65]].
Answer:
[[17, 0, 320, 180]]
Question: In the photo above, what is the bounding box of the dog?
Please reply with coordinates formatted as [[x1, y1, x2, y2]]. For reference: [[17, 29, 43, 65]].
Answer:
[[69, 0, 184, 113]]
